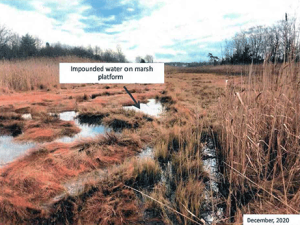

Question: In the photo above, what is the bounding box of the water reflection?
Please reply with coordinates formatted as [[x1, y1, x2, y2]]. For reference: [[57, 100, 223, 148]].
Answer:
[[123, 99, 163, 117], [57, 111, 109, 143], [0, 111, 109, 164], [0, 136, 36, 166], [1, 99, 162, 165]]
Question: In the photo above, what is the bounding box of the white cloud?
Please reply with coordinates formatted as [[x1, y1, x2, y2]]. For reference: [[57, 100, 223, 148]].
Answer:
[[121, 0, 300, 61], [0, 0, 299, 62], [30, 1, 52, 14]]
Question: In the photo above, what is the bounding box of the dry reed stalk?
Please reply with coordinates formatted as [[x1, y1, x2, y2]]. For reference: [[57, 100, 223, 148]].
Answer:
[[218, 60, 300, 221], [124, 185, 205, 225]]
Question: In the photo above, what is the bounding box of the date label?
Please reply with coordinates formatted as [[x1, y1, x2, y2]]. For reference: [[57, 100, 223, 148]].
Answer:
[[244, 215, 299, 225]]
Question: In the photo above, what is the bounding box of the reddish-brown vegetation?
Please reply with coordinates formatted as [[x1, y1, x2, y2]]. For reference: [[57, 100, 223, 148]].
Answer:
[[4, 57, 297, 224], [0, 133, 144, 224]]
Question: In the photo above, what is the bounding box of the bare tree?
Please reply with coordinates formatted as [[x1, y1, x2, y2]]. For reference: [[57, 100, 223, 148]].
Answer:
[[135, 56, 142, 63], [0, 25, 11, 48], [224, 39, 234, 62], [247, 26, 265, 62], [103, 49, 115, 62], [34, 36, 43, 50], [233, 32, 248, 57], [86, 45, 94, 57], [94, 45, 102, 55], [9, 33, 20, 58], [145, 54, 154, 63], [0, 25, 13, 58], [265, 25, 281, 62], [116, 45, 126, 62], [281, 14, 296, 61]]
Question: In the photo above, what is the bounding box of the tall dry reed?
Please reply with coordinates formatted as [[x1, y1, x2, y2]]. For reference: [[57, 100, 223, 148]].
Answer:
[[0, 56, 98, 91], [218, 61, 300, 221]]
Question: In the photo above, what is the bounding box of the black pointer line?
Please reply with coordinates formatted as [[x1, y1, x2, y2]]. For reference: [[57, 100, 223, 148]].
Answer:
[[123, 86, 140, 109]]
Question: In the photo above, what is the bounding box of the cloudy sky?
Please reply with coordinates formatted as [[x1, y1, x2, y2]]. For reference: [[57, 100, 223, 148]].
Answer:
[[0, 0, 299, 62]]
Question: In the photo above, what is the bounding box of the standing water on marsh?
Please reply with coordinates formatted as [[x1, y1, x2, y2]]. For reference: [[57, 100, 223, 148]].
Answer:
[[201, 137, 224, 224], [123, 99, 163, 117], [57, 111, 109, 143], [0, 136, 35, 166], [1, 99, 162, 165], [0, 111, 109, 165]]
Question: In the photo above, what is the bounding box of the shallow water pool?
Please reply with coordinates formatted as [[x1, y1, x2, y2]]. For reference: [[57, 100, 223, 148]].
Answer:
[[1, 99, 162, 165], [0, 111, 109, 165], [123, 99, 163, 117], [57, 111, 109, 143], [0, 136, 36, 166]]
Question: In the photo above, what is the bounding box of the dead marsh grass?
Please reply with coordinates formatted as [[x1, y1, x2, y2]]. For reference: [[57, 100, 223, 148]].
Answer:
[[16, 115, 81, 142], [3, 58, 287, 224], [0, 57, 59, 91], [0, 56, 103, 92], [0, 132, 146, 224], [217, 62, 300, 222], [64, 157, 163, 225]]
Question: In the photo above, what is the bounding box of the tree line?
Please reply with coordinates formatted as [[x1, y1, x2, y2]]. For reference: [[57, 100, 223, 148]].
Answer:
[[0, 25, 127, 62], [211, 13, 300, 65]]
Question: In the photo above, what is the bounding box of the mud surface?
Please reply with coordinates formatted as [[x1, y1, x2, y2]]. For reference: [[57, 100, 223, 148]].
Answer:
[[201, 137, 224, 224]]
